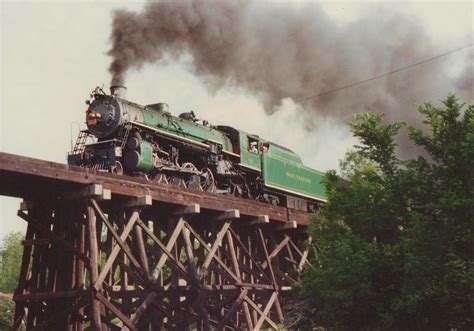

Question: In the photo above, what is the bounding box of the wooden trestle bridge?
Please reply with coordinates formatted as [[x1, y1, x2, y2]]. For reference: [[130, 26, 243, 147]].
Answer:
[[0, 152, 312, 330]]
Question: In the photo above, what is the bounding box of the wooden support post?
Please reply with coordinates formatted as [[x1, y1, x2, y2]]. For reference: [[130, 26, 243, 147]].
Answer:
[[298, 236, 312, 272], [86, 202, 102, 330], [134, 224, 150, 276], [13, 224, 34, 330], [253, 292, 278, 331]]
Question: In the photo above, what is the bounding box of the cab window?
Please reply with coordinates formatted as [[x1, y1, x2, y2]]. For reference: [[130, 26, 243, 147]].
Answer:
[[261, 143, 270, 153], [248, 138, 259, 154]]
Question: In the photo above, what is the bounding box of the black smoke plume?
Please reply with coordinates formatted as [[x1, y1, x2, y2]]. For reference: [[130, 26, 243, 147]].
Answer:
[[108, 1, 471, 154]]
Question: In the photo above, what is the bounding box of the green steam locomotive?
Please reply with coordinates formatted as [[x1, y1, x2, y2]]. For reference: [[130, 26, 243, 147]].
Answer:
[[68, 86, 327, 211]]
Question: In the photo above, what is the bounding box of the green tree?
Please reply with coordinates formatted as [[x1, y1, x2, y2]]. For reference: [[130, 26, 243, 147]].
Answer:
[[296, 95, 473, 330], [0, 296, 15, 330], [0, 232, 24, 293]]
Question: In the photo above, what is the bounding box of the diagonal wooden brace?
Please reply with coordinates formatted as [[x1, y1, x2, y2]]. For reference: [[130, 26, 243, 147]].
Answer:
[[92, 201, 145, 291]]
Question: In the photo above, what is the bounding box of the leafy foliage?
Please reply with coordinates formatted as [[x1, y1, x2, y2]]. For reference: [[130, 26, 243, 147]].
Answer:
[[0, 296, 15, 330], [0, 232, 24, 293], [0, 232, 24, 330], [296, 95, 473, 330]]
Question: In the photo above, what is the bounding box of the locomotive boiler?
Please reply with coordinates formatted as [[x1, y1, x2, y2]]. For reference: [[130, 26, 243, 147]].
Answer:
[[68, 86, 327, 211]]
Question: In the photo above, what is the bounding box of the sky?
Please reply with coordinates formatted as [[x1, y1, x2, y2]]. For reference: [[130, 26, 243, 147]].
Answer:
[[0, 0, 472, 239]]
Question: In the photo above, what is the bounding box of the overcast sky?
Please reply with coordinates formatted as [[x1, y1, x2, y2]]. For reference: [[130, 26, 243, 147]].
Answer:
[[0, 0, 472, 239]]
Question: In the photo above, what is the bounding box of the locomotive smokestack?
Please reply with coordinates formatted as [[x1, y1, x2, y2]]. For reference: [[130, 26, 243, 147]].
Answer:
[[110, 85, 127, 99]]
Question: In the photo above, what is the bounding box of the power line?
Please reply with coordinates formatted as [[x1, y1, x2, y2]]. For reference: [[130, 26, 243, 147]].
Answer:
[[297, 43, 473, 102]]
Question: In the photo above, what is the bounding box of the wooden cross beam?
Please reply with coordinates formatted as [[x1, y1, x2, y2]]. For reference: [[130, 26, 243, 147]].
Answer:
[[62, 184, 111, 200], [245, 215, 270, 226], [123, 195, 152, 208], [213, 209, 240, 221], [173, 203, 200, 215], [273, 221, 297, 231]]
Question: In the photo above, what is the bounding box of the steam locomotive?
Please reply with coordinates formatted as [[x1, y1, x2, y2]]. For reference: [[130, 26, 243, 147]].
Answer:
[[68, 86, 327, 211]]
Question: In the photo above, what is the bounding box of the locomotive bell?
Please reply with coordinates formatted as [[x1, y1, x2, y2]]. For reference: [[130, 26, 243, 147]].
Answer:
[[110, 85, 127, 99]]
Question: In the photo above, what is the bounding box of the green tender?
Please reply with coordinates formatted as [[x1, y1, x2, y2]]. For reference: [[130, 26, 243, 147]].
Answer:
[[262, 145, 327, 202]]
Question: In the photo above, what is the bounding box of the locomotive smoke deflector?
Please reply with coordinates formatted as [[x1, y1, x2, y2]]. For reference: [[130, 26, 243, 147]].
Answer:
[[110, 85, 127, 99]]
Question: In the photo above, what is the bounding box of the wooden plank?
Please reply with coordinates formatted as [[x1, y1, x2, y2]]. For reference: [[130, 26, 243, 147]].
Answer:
[[150, 218, 185, 281], [253, 291, 278, 331], [199, 222, 232, 279], [136, 219, 188, 277], [134, 225, 150, 276], [124, 195, 152, 208], [243, 295, 279, 330], [173, 204, 200, 215], [273, 221, 297, 231], [62, 184, 110, 200], [258, 228, 278, 290], [245, 215, 269, 226], [298, 236, 312, 272], [97, 188, 112, 201], [217, 289, 248, 329], [213, 209, 240, 221], [228, 228, 272, 284], [181, 227, 199, 281], [95, 292, 136, 331], [13, 224, 34, 330], [261, 236, 290, 269], [13, 289, 88, 301], [185, 223, 241, 285]]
